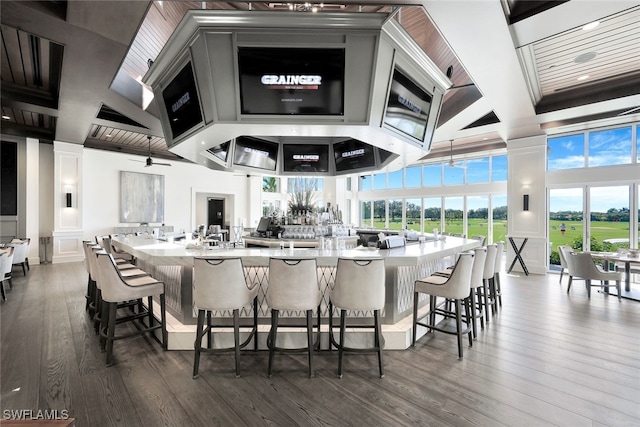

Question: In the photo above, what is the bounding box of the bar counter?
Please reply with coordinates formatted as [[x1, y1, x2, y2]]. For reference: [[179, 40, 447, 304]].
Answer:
[[111, 235, 480, 349]]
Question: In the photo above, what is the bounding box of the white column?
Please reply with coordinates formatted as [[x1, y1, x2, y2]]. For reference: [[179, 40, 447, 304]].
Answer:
[[507, 135, 547, 274], [52, 141, 84, 263], [25, 138, 40, 264]]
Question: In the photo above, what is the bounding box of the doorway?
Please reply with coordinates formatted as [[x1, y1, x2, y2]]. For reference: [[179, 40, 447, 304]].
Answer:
[[207, 198, 225, 228]]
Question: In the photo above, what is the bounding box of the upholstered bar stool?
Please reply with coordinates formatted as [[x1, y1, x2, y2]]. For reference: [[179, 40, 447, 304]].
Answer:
[[95, 252, 167, 366], [266, 258, 322, 378], [466, 247, 487, 338], [192, 257, 259, 378], [480, 244, 497, 321], [492, 241, 504, 308], [413, 251, 474, 359], [82, 241, 100, 314], [329, 258, 386, 378]]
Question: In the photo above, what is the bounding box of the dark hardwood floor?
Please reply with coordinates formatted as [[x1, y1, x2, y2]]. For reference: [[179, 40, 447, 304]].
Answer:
[[1, 262, 639, 426]]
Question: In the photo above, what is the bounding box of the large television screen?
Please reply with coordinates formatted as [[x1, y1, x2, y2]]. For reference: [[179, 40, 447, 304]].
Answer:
[[333, 139, 376, 172], [161, 62, 203, 140], [233, 136, 279, 171], [383, 68, 432, 142], [206, 141, 230, 162], [238, 47, 345, 115], [282, 144, 329, 173]]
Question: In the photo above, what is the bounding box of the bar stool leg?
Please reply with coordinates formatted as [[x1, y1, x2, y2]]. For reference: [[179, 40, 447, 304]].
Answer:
[[193, 309, 205, 379], [412, 292, 418, 347], [148, 296, 154, 329], [268, 309, 279, 378], [469, 291, 477, 339], [233, 309, 241, 378], [464, 297, 473, 348], [455, 299, 463, 359], [374, 309, 384, 378], [105, 302, 118, 366], [160, 294, 167, 350], [253, 297, 259, 351], [207, 311, 212, 349], [338, 309, 346, 378], [482, 279, 491, 322], [307, 309, 314, 378]]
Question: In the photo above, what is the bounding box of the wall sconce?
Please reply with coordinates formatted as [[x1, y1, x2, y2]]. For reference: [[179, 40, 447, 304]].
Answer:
[[523, 194, 529, 211], [66, 192, 72, 208]]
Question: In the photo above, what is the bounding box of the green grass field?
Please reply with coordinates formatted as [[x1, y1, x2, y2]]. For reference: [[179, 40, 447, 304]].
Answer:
[[548, 219, 632, 251], [370, 218, 508, 243]]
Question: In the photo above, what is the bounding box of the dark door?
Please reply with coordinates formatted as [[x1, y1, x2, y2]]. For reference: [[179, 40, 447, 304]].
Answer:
[[207, 198, 225, 227]]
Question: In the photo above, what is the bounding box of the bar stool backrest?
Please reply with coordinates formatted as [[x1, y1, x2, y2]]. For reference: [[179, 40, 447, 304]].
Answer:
[[494, 241, 504, 273], [439, 252, 475, 299], [193, 257, 256, 311], [483, 244, 498, 280], [470, 247, 487, 289], [95, 252, 162, 303], [331, 258, 385, 311], [267, 258, 320, 311], [87, 246, 106, 288]]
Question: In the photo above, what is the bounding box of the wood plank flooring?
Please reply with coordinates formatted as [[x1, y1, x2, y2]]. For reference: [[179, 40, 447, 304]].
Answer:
[[1, 262, 639, 426]]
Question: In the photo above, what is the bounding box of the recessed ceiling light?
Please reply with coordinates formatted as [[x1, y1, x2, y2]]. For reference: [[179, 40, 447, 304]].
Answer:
[[577, 75, 590, 81], [201, 141, 205, 145], [574, 52, 597, 63], [582, 21, 600, 31], [2, 115, 10, 120]]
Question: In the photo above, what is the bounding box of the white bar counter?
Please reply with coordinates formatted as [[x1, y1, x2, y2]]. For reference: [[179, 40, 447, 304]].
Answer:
[[111, 235, 480, 349]]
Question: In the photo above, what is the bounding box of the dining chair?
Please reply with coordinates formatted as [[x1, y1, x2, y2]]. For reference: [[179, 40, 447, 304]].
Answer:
[[566, 252, 621, 300]]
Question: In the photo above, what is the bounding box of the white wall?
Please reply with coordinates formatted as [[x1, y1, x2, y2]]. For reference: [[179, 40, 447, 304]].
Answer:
[[82, 148, 253, 240]]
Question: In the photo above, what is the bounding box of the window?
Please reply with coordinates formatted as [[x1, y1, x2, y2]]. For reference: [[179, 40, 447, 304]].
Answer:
[[444, 163, 464, 185], [405, 198, 421, 231], [373, 200, 386, 229], [360, 200, 371, 227], [467, 195, 488, 240], [466, 158, 489, 184], [405, 166, 421, 188], [491, 155, 507, 181], [492, 195, 507, 244], [588, 126, 632, 167], [423, 164, 442, 186], [444, 197, 464, 234], [423, 197, 441, 232], [388, 170, 403, 189], [262, 176, 280, 192], [360, 175, 371, 191], [388, 199, 402, 229], [373, 173, 386, 190], [548, 133, 585, 170]]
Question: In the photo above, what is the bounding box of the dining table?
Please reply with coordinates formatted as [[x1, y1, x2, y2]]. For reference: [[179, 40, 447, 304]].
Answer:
[[587, 251, 640, 301]]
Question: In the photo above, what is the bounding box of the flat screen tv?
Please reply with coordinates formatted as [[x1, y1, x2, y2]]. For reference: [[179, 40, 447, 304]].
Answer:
[[238, 47, 345, 115], [207, 141, 230, 162], [256, 217, 271, 233], [161, 62, 203, 140], [282, 144, 329, 173], [383, 68, 432, 142], [233, 136, 279, 171], [333, 139, 376, 172]]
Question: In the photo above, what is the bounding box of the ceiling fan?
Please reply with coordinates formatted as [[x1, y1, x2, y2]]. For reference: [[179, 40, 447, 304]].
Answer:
[[447, 140, 466, 169], [130, 136, 172, 167]]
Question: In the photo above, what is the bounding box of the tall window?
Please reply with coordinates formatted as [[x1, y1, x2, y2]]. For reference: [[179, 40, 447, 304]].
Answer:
[[467, 195, 488, 240], [262, 176, 280, 192], [549, 188, 584, 255], [492, 195, 508, 244], [423, 197, 441, 233], [373, 173, 386, 190], [360, 200, 371, 227], [373, 200, 386, 229], [423, 164, 442, 186], [444, 197, 464, 235], [388, 199, 402, 229], [360, 175, 371, 191], [444, 163, 464, 185], [405, 198, 421, 231]]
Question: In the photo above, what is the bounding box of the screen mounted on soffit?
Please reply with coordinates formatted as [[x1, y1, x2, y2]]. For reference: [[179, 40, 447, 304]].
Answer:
[[333, 139, 376, 173], [233, 136, 279, 171], [282, 144, 330, 173], [383, 68, 432, 143], [238, 47, 345, 115], [162, 62, 203, 140]]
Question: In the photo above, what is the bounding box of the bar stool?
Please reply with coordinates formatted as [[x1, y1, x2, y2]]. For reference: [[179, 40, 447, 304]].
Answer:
[[413, 251, 474, 359], [329, 258, 386, 378], [82, 241, 100, 314], [480, 244, 497, 322], [266, 258, 321, 378], [493, 241, 504, 308], [192, 257, 259, 378], [466, 247, 487, 338], [94, 252, 167, 366]]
